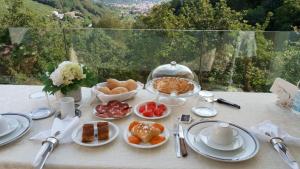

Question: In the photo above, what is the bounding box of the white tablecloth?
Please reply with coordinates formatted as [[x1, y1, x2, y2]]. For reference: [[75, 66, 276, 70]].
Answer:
[[0, 85, 299, 169]]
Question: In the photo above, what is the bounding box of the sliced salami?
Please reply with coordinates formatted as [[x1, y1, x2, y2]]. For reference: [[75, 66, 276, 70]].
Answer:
[[95, 100, 131, 119]]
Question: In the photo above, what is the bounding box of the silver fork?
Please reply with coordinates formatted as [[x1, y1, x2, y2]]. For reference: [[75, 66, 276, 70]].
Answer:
[[173, 123, 182, 158]]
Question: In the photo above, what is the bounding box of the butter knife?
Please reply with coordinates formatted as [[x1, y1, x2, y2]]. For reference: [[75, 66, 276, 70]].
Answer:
[[173, 124, 182, 158], [205, 98, 241, 109], [265, 132, 299, 169], [178, 124, 188, 157]]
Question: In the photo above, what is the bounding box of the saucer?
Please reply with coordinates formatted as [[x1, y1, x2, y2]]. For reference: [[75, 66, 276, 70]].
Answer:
[[0, 117, 19, 137], [197, 126, 244, 151]]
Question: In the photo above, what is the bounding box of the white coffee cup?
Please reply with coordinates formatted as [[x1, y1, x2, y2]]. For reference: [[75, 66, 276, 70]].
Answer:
[[60, 97, 75, 119], [0, 115, 9, 134], [209, 122, 237, 145]]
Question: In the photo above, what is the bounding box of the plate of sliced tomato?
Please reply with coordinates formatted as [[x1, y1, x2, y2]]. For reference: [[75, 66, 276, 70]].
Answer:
[[133, 101, 171, 120]]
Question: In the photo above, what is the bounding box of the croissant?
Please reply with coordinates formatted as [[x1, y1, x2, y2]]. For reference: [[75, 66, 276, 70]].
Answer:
[[130, 123, 161, 143], [153, 77, 194, 94]]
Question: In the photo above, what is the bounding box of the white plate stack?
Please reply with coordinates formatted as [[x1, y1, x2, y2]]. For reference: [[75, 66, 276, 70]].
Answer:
[[0, 113, 32, 146]]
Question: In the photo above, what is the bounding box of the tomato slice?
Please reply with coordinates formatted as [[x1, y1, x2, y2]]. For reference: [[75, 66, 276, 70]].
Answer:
[[146, 101, 157, 110], [158, 104, 166, 111], [138, 105, 146, 113], [143, 110, 154, 117], [154, 109, 163, 117]]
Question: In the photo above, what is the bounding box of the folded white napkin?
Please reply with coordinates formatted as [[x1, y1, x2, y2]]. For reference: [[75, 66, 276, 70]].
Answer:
[[30, 117, 79, 144], [251, 120, 300, 146]]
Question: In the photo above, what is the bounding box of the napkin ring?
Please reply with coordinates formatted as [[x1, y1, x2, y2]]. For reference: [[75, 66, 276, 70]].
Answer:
[[270, 137, 284, 146], [42, 137, 59, 149]]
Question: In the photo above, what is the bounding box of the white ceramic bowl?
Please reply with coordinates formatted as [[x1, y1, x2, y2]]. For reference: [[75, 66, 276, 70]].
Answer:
[[92, 81, 144, 103]]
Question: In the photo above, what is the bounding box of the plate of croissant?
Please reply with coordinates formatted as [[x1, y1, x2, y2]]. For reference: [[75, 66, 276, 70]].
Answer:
[[92, 79, 144, 103], [124, 121, 169, 149]]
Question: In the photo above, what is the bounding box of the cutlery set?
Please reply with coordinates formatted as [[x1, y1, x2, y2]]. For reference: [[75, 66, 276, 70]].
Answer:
[[174, 123, 188, 158]]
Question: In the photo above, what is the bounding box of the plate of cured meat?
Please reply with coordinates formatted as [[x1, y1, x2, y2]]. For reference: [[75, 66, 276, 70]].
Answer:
[[124, 121, 169, 149], [93, 100, 132, 120]]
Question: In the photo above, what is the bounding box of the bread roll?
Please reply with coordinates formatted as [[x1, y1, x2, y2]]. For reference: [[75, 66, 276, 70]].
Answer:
[[124, 79, 137, 91], [106, 78, 120, 89], [111, 87, 128, 94], [98, 86, 111, 94]]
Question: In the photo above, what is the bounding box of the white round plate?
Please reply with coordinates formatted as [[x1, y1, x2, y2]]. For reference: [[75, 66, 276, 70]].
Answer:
[[133, 101, 171, 120], [72, 121, 119, 147], [185, 120, 259, 162], [93, 104, 132, 120], [123, 122, 169, 149], [0, 117, 19, 137], [192, 107, 218, 117], [196, 127, 244, 151], [0, 113, 32, 146]]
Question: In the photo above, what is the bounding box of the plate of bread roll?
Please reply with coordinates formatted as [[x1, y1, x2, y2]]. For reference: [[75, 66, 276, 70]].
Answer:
[[124, 121, 169, 149], [92, 79, 144, 103], [72, 121, 119, 147]]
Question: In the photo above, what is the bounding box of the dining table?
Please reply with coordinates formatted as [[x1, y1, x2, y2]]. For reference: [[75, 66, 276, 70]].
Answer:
[[0, 84, 299, 169]]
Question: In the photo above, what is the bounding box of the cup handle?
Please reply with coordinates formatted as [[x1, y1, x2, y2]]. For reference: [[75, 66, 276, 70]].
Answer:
[[232, 128, 238, 137]]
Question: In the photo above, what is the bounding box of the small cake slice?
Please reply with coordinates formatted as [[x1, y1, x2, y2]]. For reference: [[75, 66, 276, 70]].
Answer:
[[82, 124, 94, 143], [97, 122, 109, 140]]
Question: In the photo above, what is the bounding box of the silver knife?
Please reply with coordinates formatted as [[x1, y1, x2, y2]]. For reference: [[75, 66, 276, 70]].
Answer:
[[173, 124, 182, 158], [265, 132, 299, 169], [178, 124, 188, 157]]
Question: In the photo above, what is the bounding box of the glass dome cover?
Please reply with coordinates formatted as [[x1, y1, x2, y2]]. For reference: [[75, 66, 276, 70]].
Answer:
[[151, 61, 195, 80], [146, 61, 201, 98]]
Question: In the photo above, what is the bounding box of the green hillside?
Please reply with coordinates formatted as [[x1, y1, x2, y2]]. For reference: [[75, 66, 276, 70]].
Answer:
[[33, 0, 110, 18], [23, 0, 55, 16], [0, 0, 55, 16]]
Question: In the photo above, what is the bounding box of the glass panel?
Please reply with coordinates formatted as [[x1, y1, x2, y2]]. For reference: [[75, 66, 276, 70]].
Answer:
[[1, 28, 299, 93]]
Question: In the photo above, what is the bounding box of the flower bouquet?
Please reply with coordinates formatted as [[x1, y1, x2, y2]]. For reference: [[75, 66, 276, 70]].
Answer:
[[42, 61, 94, 101]]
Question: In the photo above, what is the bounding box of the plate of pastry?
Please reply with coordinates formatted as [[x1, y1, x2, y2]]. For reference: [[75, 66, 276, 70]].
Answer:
[[134, 101, 171, 120], [92, 78, 144, 103], [123, 121, 169, 149], [93, 100, 132, 120], [72, 121, 119, 147]]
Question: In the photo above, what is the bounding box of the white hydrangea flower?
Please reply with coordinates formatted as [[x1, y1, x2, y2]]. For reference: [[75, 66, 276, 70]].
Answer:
[[49, 61, 86, 87]]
